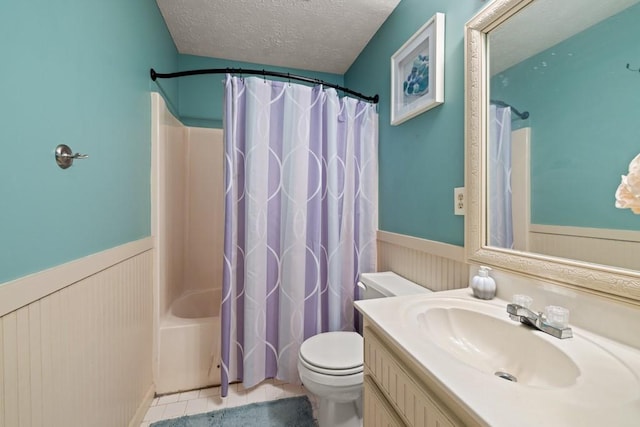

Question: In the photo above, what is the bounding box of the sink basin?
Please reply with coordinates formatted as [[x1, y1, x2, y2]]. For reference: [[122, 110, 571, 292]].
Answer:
[[415, 302, 580, 388]]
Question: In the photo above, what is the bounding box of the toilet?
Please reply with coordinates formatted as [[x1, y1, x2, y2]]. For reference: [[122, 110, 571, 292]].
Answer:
[[297, 271, 431, 427]]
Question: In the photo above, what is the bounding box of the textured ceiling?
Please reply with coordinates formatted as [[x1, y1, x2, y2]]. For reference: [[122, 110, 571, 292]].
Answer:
[[156, 0, 401, 74], [490, 0, 639, 75]]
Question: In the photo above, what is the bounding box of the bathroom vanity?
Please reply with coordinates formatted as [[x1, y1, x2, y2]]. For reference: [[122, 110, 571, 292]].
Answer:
[[357, 291, 477, 426], [355, 289, 640, 427], [362, 323, 466, 426]]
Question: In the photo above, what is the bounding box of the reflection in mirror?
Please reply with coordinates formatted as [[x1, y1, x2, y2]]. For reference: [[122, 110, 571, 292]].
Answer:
[[465, 0, 640, 302], [487, 0, 640, 271]]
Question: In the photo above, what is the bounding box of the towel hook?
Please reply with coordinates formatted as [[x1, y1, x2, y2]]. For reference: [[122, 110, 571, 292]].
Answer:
[[55, 144, 89, 169]]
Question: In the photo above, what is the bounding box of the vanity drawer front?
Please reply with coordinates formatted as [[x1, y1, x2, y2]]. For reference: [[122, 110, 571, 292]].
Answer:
[[364, 326, 460, 427], [364, 374, 406, 427]]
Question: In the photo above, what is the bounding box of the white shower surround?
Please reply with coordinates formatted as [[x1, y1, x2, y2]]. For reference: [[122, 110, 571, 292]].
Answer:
[[157, 288, 221, 394], [151, 93, 224, 394]]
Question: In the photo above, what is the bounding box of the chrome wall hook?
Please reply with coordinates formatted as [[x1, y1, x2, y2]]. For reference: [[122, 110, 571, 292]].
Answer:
[[55, 144, 89, 169]]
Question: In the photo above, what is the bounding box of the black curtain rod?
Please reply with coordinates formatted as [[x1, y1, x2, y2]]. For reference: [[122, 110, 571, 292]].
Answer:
[[150, 68, 379, 104], [490, 99, 529, 120]]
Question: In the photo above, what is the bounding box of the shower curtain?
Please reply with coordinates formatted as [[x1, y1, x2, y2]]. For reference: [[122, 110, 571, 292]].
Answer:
[[489, 104, 513, 248], [221, 75, 378, 396]]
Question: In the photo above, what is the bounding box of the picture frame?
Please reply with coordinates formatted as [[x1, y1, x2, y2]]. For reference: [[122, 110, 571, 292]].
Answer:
[[390, 13, 445, 126]]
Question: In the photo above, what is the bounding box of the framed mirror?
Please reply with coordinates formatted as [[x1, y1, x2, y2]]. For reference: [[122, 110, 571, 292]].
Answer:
[[465, 0, 640, 302]]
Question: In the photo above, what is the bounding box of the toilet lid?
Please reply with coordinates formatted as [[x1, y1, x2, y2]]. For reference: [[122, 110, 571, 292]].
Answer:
[[299, 332, 363, 375]]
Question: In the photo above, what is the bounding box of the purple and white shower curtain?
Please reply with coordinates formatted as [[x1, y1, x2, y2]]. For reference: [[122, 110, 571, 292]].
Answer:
[[220, 75, 378, 396], [489, 104, 513, 248]]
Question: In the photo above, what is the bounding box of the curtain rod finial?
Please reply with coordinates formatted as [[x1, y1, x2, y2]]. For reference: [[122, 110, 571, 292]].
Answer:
[[150, 68, 157, 81]]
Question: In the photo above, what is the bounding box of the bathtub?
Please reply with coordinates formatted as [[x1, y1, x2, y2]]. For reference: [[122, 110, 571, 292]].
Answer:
[[156, 288, 222, 394]]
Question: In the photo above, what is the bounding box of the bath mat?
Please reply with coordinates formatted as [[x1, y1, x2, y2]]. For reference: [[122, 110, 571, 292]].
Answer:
[[150, 395, 317, 427]]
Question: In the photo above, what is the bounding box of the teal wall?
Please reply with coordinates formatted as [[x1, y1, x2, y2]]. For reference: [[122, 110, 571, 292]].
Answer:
[[0, 0, 178, 283], [1, 0, 494, 283], [491, 4, 640, 230], [175, 54, 345, 128], [345, 0, 486, 245]]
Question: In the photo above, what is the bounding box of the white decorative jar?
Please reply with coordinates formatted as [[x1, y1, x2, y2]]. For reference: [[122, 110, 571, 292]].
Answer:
[[471, 266, 496, 300]]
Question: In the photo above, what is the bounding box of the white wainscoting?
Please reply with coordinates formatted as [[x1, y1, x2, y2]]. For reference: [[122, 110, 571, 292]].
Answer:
[[0, 239, 154, 427], [377, 231, 468, 292], [529, 224, 640, 272]]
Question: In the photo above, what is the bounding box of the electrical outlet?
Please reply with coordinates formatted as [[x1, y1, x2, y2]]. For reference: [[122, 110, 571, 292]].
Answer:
[[454, 187, 465, 215]]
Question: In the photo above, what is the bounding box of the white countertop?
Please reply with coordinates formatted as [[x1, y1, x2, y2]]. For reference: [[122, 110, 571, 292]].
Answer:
[[355, 288, 640, 427]]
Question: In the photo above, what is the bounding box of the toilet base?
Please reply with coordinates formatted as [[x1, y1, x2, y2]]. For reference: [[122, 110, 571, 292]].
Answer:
[[317, 395, 363, 427]]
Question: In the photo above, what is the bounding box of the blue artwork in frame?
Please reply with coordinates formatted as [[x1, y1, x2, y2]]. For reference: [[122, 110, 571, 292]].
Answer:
[[404, 54, 430, 98], [391, 13, 445, 125]]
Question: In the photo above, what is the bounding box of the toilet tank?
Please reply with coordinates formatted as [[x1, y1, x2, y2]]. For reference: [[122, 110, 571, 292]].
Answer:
[[357, 271, 431, 300]]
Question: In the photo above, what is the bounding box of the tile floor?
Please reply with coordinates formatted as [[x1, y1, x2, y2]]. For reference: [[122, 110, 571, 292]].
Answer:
[[140, 380, 318, 426]]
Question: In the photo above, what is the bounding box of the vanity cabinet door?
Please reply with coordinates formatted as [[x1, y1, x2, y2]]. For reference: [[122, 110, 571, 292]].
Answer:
[[364, 326, 461, 427], [364, 375, 406, 426]]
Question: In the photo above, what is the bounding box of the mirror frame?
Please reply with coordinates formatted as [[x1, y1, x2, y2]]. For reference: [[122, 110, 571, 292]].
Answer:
[[464, 0, 640, 303]]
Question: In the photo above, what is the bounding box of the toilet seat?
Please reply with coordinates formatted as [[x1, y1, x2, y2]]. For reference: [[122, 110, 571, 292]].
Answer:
[[299, 331, 363, 376]]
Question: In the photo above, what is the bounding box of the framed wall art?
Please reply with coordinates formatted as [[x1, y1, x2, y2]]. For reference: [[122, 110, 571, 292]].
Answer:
[[390, 13, 445, 125]]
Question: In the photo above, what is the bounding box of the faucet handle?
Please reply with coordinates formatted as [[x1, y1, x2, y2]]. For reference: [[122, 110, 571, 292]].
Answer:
[[544, 305, 570, 329], [512, 294, 533, 308]]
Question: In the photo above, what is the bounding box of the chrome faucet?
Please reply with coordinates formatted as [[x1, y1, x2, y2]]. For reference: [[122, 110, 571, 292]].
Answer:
[[506, 303, 573, 339]]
